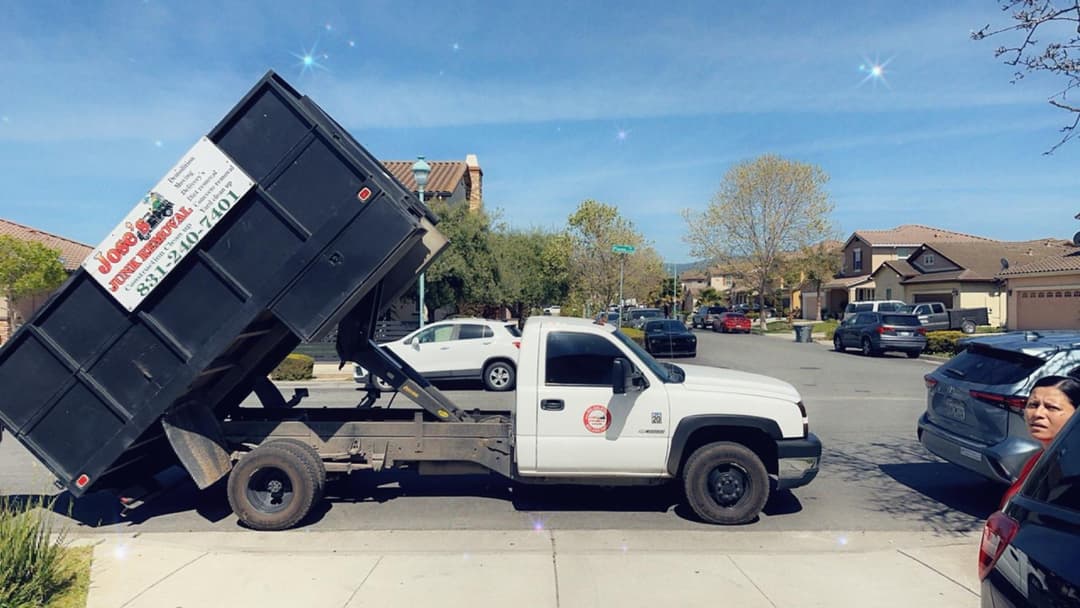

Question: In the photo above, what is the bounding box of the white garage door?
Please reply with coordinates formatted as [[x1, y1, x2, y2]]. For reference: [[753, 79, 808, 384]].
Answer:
[[1016, 289, 1080, 330]]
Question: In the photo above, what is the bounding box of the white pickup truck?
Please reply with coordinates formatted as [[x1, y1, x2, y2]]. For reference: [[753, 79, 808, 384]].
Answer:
[[223, 315, 822, 530]]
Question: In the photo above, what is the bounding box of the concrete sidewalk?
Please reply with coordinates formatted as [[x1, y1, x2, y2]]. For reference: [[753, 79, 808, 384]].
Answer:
[[78, 529, 981, 607]]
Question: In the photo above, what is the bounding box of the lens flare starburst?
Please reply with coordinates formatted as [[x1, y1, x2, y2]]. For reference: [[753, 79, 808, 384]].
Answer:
[[858, 55, 893, 89], [292, 43, 329, 76]]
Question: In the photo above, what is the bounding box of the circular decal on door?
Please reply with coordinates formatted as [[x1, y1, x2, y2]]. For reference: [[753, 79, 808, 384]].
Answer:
[[583, 405, 611, 434]]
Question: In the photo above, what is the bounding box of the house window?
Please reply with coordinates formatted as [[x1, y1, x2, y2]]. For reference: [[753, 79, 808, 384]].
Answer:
[[853, 248, 863, 272], [895, 248, 911, 258], [923, 254, 935, 266], [885, 288, 892, 300]]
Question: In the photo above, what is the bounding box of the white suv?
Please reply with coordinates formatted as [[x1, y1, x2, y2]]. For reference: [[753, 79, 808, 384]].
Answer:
[[355, 319, 521, 391]]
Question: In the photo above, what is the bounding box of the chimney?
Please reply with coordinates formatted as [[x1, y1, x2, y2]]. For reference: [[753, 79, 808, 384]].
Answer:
[[465, 154, 483, 212]]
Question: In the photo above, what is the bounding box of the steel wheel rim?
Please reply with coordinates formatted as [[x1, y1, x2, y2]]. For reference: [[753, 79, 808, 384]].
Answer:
[[246, 467, 294, 514], [707, 463, 750, 507], [489, 365, 510, 388]]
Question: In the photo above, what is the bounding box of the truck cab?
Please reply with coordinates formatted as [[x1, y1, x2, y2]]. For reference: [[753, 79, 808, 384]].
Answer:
[[513, 317, 820, 524]]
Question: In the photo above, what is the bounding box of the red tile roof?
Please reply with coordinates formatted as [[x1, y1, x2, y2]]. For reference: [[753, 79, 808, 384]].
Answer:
[[0, 218, 92, 271], [851, 224, 995, 247], [999, 248, 1080, 276], [382, 161, 467, 198]]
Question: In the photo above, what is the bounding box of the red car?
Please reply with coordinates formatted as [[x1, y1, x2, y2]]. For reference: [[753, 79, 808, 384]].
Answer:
[[713, 312, 751, 333]]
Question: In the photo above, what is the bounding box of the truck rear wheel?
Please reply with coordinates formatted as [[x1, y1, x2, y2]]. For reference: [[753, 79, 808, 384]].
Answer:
[[682, 442, 769, 525], [227, 443, 319, 531]]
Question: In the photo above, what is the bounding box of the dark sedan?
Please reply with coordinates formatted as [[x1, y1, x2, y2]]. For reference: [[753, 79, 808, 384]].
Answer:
[[981, 414, 1080, 607], [832, 311, 926, 358], [642, 319, 696, 357]]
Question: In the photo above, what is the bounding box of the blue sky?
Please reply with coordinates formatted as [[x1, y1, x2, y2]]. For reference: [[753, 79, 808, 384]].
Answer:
[[1, 1, 1077, 263]]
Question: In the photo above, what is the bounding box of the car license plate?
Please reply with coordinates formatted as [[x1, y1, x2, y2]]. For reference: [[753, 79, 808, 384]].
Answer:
[[942, 401, 966, 422], [898, 331, 912, 336]]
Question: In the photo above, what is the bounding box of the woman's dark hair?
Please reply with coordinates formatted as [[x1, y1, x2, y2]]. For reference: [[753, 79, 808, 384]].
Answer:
[[1032, 375, 1080, 408]]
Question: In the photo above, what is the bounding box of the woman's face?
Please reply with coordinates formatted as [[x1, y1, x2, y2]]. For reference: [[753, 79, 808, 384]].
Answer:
[[1025, 385, 1077, 446]]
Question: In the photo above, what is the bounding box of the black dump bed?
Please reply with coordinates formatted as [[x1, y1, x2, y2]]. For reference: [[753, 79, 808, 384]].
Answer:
[[0, 71, 447, 497]]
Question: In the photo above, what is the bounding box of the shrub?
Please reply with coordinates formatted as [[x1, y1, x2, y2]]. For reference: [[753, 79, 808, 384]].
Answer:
[[926, 331, 966, 355], [0, 497, 71, 608], [271, 353, 315, 380]]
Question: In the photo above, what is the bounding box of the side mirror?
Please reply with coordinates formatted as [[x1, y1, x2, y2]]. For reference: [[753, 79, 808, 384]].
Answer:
[[612, 358, 633, 395]]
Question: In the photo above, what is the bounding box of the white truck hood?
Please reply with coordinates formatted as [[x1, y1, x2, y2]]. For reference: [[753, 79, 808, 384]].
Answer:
[[675, 363, 801, 403]]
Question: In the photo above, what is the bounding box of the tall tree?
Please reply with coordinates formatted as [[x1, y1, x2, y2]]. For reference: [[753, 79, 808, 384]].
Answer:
[[683, 155, 834, 328], [973, 1, 1080, 152], [566, 200, 663, 313], [423, 200, 499, 320], [490, 227, 570, 321], [0, 236, 66, 339]]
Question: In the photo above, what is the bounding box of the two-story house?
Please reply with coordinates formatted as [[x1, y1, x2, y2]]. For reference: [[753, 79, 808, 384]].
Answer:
[[820, 225, 994, 318]]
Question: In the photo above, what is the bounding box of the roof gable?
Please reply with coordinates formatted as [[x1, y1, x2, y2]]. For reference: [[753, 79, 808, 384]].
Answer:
[[0, 218, 92, 271]]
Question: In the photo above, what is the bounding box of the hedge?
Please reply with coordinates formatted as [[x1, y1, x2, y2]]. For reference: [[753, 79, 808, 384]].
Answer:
[[271, 353, 315, 381], [619, 327, 645, 347], [925, 331, 966, 355]]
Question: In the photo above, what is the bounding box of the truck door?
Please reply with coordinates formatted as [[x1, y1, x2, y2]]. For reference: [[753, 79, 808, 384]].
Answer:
[[534, 330, 670, 475]]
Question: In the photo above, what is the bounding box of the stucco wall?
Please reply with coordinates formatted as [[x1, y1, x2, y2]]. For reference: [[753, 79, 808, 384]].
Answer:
[[871, 269, 906, 303]]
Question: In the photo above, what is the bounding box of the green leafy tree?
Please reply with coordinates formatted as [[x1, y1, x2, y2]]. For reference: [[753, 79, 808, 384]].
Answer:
[[683, 155, 834, 328], [566, 200, 664, 313], [490, 227, 570, 321], [423, 201, 499, 320], [0, 236, 66, 339]]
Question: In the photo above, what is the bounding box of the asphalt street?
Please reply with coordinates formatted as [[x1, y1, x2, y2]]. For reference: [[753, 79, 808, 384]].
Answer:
[[0, 330, 1004, 536]]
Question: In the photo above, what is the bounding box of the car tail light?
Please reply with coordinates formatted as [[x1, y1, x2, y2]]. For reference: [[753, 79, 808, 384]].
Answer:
[[979, 511, 1020, 580], [924, 374, 938, 389], [970, 390, 1027, 412], [917, 327, 927, 336], [877, 325, 896, 335]]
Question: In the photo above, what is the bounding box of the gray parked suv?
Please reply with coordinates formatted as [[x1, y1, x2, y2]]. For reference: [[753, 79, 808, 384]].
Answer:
[[832, 311, 927, 358], [917, 331, 1080, 484]]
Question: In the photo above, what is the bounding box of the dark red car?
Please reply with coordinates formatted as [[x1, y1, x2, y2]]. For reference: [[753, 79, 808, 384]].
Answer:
[[713, 312, 751, 333]]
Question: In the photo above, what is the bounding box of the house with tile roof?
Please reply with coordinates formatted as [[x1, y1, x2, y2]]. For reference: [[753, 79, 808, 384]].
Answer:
[[0, 218, 92, 340], [819, 225, 996, 319], [998, 244, 1080, 330], [869, 239, 1071, 327], [381, 154, 483, 212]]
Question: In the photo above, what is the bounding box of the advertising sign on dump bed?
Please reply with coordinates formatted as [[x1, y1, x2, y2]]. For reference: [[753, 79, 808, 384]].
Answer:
[[82, 137, 255, 311]]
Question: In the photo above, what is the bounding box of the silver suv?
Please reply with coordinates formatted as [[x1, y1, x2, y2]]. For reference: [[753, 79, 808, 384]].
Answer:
[[917, 331, 1080, 484]]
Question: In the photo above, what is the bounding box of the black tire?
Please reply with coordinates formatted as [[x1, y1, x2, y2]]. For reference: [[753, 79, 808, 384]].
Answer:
[[483, 360, 515, 392], [906, 351, 921, 359], [833, 335, 844, 352], [861, 337, 877, 357], [227, 443, 319, 531], [960, 319, 976, 334], [682, 442, 769, 525], [266, 439, 326, 498]]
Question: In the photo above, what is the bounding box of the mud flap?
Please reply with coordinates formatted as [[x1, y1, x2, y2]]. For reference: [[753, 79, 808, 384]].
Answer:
[[162, 401, 233, 490]]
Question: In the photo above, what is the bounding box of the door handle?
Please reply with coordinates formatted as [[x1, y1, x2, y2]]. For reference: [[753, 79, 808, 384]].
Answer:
[[540, 399, 564, 411]]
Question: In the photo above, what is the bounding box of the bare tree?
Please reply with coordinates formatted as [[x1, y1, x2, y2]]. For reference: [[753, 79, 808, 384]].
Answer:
[[973, 0, 1080, 153], [683, 155, 834, 328]]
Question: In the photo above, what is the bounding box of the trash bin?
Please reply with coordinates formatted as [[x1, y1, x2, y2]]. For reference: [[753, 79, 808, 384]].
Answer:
[[794, 324, 814, 343]]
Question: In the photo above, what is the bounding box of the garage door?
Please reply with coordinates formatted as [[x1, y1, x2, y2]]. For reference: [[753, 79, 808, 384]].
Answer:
[[913, 293, 953, 308], [1016, 290, 1080, 330]]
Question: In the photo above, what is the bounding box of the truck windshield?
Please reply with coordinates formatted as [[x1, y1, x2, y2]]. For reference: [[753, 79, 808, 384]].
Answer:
[[612, 329, 679, 383]]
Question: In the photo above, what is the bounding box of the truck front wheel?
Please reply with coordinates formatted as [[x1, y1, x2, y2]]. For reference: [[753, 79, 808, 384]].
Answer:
[[682, 442, 769, 525], [227, 443, 320, 531]]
